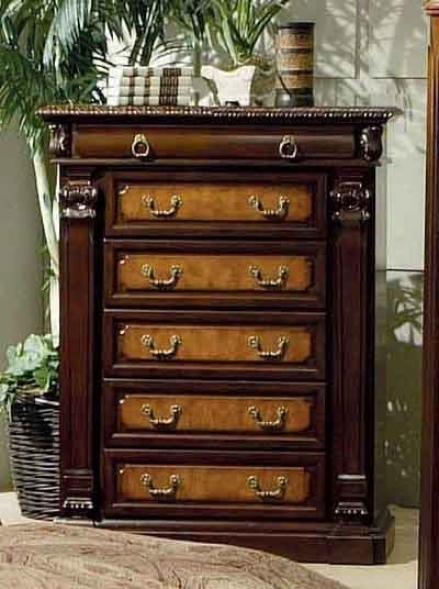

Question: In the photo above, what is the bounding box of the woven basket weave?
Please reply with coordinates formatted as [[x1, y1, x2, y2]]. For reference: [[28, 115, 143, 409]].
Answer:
[[7, 397, 60, 520]]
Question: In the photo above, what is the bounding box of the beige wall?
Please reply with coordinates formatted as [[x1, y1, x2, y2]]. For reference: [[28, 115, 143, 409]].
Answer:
[[0, 126, 43, 489]]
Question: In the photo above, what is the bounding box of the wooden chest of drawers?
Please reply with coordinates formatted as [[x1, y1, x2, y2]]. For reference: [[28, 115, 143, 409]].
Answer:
[[40, 105, 394, 564]]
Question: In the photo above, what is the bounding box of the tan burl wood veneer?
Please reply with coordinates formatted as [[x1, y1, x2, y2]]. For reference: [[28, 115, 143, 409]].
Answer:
[[117, 464, 312, 504], [118, 394, 314, 434], [117, 182, 313, 224]]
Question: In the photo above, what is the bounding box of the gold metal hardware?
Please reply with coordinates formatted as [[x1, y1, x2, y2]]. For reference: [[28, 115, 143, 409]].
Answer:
[[247, 475, 288, 501], [279, 134, 299, 160], [249, 265, 289, 290], [131, 134, 151, 159], [140, 334, 182, 360], [248, 195, 290, 220], [142, 194, 182, 218], [141, 264, 183, 290], [142, 404, 182, 430], [248, 405, 288, 432], [140, 473, 181, 500], [248, 335, 289, 360]]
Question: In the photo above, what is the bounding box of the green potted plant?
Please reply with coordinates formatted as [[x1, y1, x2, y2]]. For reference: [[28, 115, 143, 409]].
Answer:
[[201, 0, 289, 105], [0, 335, 60, 519]]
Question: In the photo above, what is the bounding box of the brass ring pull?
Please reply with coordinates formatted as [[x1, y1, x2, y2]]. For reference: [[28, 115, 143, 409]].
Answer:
[[249, 265, 289, 290], [248, 195, 290, 220], [142, 194, 182, 218], [141, 404, 182, 430], [248, 335, 289, 360], [247, 475, 288, 501], [279, 134, 299, 160], [141, 264, 183, 290], [132, 133, 151, 159], [140, 473, 181, 500], [248, 405, 288, 432], [141, 334, 182, 360]]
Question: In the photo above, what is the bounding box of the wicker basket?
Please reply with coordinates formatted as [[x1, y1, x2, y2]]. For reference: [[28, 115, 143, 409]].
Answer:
[[7, 396, 60, 520]]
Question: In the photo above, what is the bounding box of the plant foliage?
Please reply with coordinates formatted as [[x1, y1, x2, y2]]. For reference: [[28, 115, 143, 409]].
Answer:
[[0, 334, 59, 420], [209, 0, 289, 67]]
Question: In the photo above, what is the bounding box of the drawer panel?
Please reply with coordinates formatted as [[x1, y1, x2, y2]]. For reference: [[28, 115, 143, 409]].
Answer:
[[104, 310, 326, 380], [105, 171, 327, 239], [74, 124, 355, 161], [105, 240, 326, 309], [104, 450, 325, 520], [103, 380, 326, 449]]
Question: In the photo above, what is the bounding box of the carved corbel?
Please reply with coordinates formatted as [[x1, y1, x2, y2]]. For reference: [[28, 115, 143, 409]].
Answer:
[[60, 183, 98, 219], [48, 123, 71, 157], [359, 125, 383, 162], [334, 475, 369, 523], [330, 181, 371, 224], [63, 497, 94, 514]]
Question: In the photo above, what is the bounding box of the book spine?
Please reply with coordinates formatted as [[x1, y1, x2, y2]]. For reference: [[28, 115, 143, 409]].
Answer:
[[107, 87, 192, 98], [109, 66, 193, 78], [108, 76, 193, 90], [107, 95, 191, 106]]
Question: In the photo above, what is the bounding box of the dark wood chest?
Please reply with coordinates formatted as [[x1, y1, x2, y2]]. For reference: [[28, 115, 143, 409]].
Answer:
[[41, 105, 394, 564]]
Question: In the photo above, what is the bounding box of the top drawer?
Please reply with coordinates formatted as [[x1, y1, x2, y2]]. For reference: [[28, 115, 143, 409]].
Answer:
[[72, 124, 356, 161], [105, 171, 327, 239]]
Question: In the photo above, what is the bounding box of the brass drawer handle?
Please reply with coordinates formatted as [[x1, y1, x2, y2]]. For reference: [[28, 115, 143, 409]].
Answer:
[[141, 404, 182, 430], [141, 473, 181, 500], [248, 405, 287, 432], [132, 133, 151, 159], [249, 265, 289, 290], [141, 334, 182, 360], [248, 335, 289, 360], [141, 264, 183, 290], [248, 195, 290, 220], [142, 194, 182, 218], [279, 134, 299, 160], [247, 475, 288, 501]]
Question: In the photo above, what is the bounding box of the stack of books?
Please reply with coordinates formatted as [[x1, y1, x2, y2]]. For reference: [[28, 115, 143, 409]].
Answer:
[[106, 67, 193, 106]]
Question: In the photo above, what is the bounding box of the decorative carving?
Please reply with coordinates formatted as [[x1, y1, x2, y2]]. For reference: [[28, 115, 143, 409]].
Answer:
[[359, 125, 383, 162], [48, 123, 71, 157], [37, 105, 394, 125], [62, 497, 94, 512], [60, 184, 98, 219], [330, 182, 371, 224], [335, 501, 369, 521]]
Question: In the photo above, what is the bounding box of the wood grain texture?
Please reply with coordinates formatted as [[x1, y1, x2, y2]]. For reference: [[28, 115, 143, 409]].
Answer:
[[116, 181, 313, 223], [102, 379, 326, 451], [105, 240, 326, 310], [420, 10, 439, 589], [42, 106, 393, 564], [118, 464, 311, 504]]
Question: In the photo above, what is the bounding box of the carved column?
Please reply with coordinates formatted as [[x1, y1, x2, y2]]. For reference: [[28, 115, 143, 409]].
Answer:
[[329, 172, 374, 524], [420, 3, 439, 589], [59, 177, 98, 516]]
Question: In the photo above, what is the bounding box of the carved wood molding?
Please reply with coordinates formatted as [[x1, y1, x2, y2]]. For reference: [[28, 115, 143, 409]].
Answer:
[[63, 497, 94, 513], [330, 171, 373, 526], [60, 183, 98, 219], [359, 125, 383, 162], [330, 181, 371, 224], [38, 105, 395, 125], [48, 123, 71, 157]]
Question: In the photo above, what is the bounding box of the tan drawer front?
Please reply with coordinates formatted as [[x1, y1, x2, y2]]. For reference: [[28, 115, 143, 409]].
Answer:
[[118, 254, 313, 292], [106, 241, 326, 309], [118, 465, 311, 505], [103, 380, 326, 450], [119, 325, 313, 364], [117, 182, 312, 223], [119, 395, 314, 435], [106, 173, 327, 238], [104, 311, 326, 380]]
